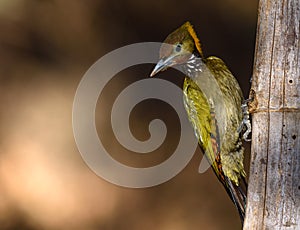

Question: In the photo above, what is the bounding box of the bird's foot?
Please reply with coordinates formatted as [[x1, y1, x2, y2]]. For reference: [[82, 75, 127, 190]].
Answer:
[[238, 98, 252, 142]]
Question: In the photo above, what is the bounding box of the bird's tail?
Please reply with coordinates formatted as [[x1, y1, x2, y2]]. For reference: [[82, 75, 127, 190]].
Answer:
[[210, 154, 247, 223], [223, 176, 247, 223]]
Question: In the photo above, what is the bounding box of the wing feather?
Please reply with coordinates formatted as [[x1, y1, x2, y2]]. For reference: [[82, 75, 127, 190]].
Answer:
[[183, 77, 225, 182]]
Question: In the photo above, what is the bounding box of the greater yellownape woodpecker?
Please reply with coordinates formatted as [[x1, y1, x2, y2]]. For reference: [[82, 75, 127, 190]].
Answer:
[[150, 22, 248, 222]]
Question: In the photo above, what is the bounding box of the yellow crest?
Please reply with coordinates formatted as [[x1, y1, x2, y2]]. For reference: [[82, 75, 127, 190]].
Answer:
[[183, 22, 203, 56]]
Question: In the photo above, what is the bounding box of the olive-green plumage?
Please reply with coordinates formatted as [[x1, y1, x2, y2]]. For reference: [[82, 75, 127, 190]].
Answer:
[[151, 22, 247, 222]]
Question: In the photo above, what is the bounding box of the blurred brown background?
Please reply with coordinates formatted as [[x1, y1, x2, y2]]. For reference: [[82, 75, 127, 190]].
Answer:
[[0, 1, 258, 229]]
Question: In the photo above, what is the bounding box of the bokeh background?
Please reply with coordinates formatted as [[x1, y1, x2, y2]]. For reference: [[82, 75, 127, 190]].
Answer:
[[0, 1, 258, 229]]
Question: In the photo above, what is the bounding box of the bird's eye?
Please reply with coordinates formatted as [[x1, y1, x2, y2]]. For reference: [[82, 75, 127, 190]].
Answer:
[[175, 43, 182, 52]]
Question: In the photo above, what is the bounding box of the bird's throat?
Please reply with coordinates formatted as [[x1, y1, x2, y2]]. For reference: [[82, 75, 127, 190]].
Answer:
[[183, 54, 204, 79]]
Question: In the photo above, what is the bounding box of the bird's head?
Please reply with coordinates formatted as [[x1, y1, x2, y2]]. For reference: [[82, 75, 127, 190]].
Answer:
[[150, 21, 203, 77]]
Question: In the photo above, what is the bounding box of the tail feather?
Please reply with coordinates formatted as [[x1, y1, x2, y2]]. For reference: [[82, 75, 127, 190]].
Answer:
[[209, 154, 248, 223], [209, 152, 248, 223], [223, 176, 247, 223]]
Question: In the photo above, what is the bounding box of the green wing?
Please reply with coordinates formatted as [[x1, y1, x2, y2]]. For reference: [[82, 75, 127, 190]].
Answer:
[[183, 77, 224, 182], [205, 56, 245, 185]]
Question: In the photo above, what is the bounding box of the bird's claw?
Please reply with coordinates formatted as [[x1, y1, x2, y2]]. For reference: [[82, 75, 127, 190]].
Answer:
[[238, 99, 252, 141]]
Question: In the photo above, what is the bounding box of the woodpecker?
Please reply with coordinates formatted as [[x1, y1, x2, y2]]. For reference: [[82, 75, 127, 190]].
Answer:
[[151, 22, 249, 223]]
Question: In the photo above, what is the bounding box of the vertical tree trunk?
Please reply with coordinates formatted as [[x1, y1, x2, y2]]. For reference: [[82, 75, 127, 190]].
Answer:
[[243, 0, 300, 229]]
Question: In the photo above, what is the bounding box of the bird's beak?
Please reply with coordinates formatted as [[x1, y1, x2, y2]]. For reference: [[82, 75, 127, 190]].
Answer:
[[150, 55, 176, 77]]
